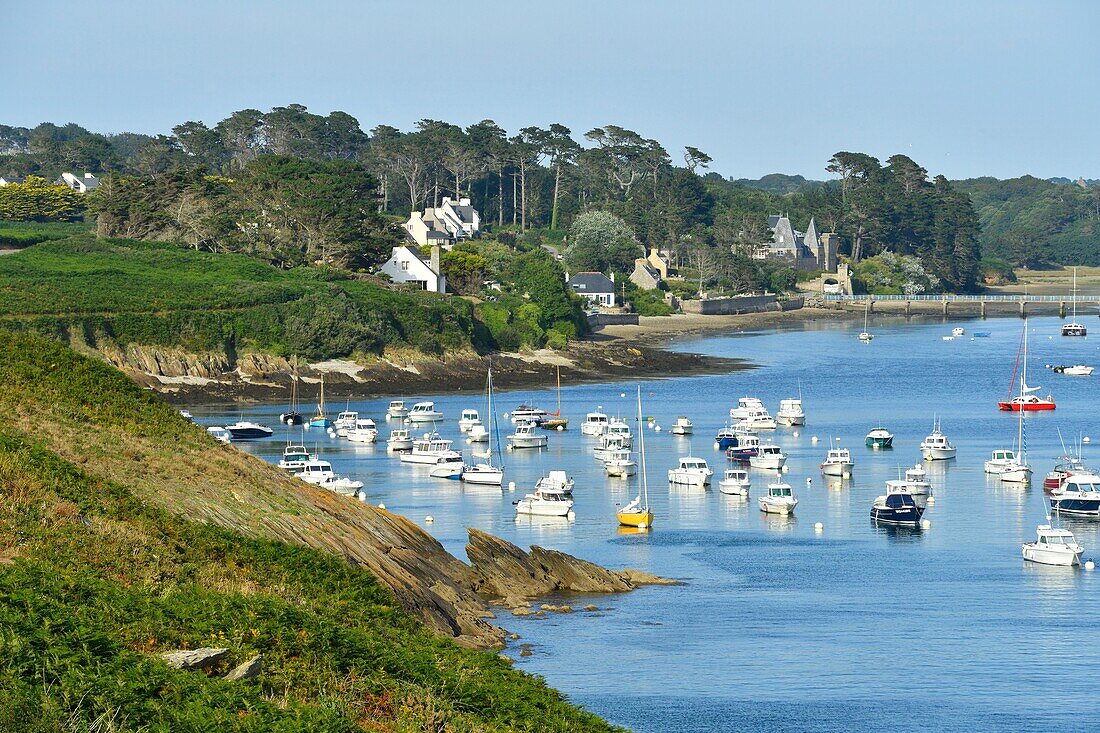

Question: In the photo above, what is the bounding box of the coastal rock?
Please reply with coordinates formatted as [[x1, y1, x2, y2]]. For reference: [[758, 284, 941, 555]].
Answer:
[[621, 569, 685, 586], [160, 647, 229, 670], [584, 604, 599, 612], [223, 654, 263, 681], [464, 529, 675, 603]]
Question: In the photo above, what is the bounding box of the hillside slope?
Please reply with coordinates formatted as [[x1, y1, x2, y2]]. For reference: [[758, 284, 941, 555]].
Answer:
[[0, 332, 621, 731]]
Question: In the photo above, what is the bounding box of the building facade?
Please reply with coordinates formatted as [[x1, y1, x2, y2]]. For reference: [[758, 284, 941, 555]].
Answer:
[[379, 245, 447, 293]]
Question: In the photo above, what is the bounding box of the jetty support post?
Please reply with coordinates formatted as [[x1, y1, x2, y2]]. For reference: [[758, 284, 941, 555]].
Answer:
[[941, 297, 948, 317], [980, 300, 986, 319], [1060, 301, 1066, 318], [905, 300, 911, 317], [1019, 299, 1027, 318]]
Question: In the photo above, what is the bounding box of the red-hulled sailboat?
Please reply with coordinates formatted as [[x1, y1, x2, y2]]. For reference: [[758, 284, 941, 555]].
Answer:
[[998, 318, 1056, 411]]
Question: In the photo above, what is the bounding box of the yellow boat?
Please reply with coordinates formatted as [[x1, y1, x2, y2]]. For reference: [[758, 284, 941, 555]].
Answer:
[[616, 386, 653, 529]]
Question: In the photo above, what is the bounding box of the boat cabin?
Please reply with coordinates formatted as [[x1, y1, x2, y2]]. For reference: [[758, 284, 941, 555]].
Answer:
[[677, 458, 710, 471], [767, 483, 793, 498], [410, 401, 438, 415], [989, 449, 1016, 463], [461, 409, 480, 422], [724, 469, 749, 481], [336, 410, 358, 424], [412, 433, 453, 453], [388, 400, 406, 412], [758, 444, 784, 458], [825, 448, 852, 463], [1061, 473, 1100, 494], [299, 460, 333, 475]]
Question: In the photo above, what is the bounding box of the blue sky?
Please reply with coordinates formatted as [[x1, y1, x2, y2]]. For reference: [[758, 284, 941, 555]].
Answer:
[[5, 0, 1098, 180]]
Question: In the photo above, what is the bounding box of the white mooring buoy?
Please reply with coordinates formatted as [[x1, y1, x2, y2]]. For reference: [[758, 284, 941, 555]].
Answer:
[[425, 515, 434, 524], [814, 522, 824, 532], [921, 519, 932, 529], [377, 503, 386, 510], [1086, 560, 1096, 571], [508, 481, 516, 492], [811, 436, 819, 444]]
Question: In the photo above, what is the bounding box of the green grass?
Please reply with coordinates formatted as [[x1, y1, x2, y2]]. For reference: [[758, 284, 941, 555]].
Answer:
[[0, 332, 619, 732], [0, 220, 91, 247], [0, 235, 486, 359]]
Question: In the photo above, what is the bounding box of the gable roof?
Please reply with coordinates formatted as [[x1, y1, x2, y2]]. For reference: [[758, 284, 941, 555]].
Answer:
[[568, 272, 615, 292]]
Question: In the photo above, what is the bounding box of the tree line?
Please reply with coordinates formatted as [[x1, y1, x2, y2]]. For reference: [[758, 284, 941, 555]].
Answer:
[[1, 105, 986, 290]]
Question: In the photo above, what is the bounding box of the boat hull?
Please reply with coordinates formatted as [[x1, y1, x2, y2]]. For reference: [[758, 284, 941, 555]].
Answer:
[[718, 480, 750, 496], [921, 448, 956, 461], [758, 498, 796, 515], [401, 452, 450, 465], [509, 437, 548, 449], [668, 471, 711, 487], [776, 415, 805, 426], [870, 504, 925, 525], [749, 455, 786, 470], [308, 418, 332, 428], [605, 463, 637, 477], [616, 510, 653, 528], [866, 437, 893, 448], [281, 412, 303, 426], [408, 413, 444, 423], [998, 401, 1055, 411], [670, 426, 693, 435], [515, 500, 573, 517], [820, 462, 854, 477], [462, 465, 503, 485], [1022, 544, 1081, 566], [225, 427, 273, 440], [1049, 497, 1100, 517]]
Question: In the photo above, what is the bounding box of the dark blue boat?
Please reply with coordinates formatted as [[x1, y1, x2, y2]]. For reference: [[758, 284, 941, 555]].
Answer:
[[1049, 474, 1100, 517], [714, 427, 739, 451], [973, 332, 991, 338], [726, 434, 759, 460], [870, 484, 925, 525]]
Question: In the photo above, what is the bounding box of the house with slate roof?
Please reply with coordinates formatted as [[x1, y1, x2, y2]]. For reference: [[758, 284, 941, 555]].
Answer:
[[567, 272, 616, 307], [55, 172, 101, 193], [403, 197, 480, 246], [379, 244, 447, 293], [0, 175, 26, 186], [753, 214, 838, 272]]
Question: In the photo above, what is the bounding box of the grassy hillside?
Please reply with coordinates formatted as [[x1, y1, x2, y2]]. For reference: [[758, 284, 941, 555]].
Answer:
[[0, 331, 617, 731], [0, 235, 486, 359]]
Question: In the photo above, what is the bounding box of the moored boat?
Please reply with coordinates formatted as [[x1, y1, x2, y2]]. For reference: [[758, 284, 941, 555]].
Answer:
[[998, 319, 1055, 411], [670, 416, 694, 435], [604, 448, 637, 477], [920, 422, 956, 461], [1044, 454, 1089, 491], [408, 401, 444, 423], [400, 432, 455, 464], [429, 452, 465, 479], [759, 478, 797, 515], [617, 386, 654, 528], [1061, 267, 1087, 337], [508, 422, 548, 449], [514, 481, 574, 517], [346, 418, 378, 443], [870, 482, 924, 525], [714, 426, 739, 451], [277, 444, 313, 471], [535, 470, 575, 496], [776, 399, 805, 426], [386, 400, 409, 420], [668, 456, 713, 487], [1049, 473, 1100, 517], [458, 409, 481, 432], [729, 397, 765, 420], [386, 428, 413, 452], [1022, 525, 1084, 566], [223, 421, 274, 440], [581, 410, 610, 436], [727, 434, 760, 460], [820, 447, 854, 477], [309, 374, 332, 428], [749, 442, 786, 470], [865, 427, 894, 449], [718, 468, 750, 496]]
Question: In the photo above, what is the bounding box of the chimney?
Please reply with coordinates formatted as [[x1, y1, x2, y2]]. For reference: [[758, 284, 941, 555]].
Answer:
[[609, 272, 615, 282], [85, 172, 95, 179], [430, 244, 441, 274]]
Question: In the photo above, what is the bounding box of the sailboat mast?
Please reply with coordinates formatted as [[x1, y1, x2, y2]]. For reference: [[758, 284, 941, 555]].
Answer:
[[556, 366, 562, 416], [637, 386, 649, 510], [1073, 267, 1078, 321], [487, 367, 493, 467]]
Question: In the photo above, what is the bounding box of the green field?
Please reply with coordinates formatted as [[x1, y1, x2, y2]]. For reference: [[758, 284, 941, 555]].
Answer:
[[0, 235, 487, 359], [0, 331, 617, 731]]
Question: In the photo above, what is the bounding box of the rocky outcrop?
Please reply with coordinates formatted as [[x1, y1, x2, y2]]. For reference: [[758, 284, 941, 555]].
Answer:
[[463, 528, 673, 604], [223, 654, 263, 681], [160, 647, 229, 670]]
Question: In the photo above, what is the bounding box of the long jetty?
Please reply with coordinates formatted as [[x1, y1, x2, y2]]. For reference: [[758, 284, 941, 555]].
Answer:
[[823, 293, 1100, 318]]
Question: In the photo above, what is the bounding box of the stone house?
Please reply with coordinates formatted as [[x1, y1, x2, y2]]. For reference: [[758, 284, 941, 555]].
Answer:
[[753, 214, 838, 272]]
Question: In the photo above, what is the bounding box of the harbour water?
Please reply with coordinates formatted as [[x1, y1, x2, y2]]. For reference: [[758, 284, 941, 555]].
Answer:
[[197, 314, 1100, 733]]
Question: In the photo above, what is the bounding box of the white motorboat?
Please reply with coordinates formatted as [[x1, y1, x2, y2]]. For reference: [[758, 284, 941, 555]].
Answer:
[[179, 409, 193, 419], [593, 434, 630, 461], [510, 405, 550, 424], [985, 449, 1020, 474], [605, 419, 634, 448], [277, 444, 313, 471], [1058, 365, 1094, 377], [458, 409, 481, 432], [467, 423, 488, 442], [718, 468, 750, 496], [604, 448, 637, 477], [897, 464, 933, 508], [295, 459, 336, 485], [920, 422, 957, 461], [1022, 525, 1084, 566], [820, 447, 854, 477], [346, 418, 378, 443], [400, 432, 455, 464], [408, 401, 444, 423], [462, 367, 505, 487], [670, 416, 694, 435], [223, 421, 273, 440], [581, 410, 610, 436], [729, 397, 765, 420], [870, 482, 924, 525], [206, 426, 231, 444], [429, 452, 464, 479], [318, 475, 364, 496], [1049, 473, 1100, 517], [535, 470, 575, 496], [668, 456, 713, 487], [508, 422, 548, 449], [386, 400, 409, 419], [776, 399, 805, 426], [386, 428, 413, 452], [333, 410, 358, 435], [514, 482, 574, 517], [952, 327, 965, 337], [749, 442, 786, 470], [741, 408, 777, 431], [759, 479, 797, 515]]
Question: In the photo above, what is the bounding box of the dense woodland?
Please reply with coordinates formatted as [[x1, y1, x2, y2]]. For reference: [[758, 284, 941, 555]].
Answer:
[[3, 105, 1090, 293]]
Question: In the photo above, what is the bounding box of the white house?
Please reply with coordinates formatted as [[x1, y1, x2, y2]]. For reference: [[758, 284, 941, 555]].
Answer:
[[56, 172, 101, 193], [403, 197, 480, 246], [379, 245, 447, 293], [567, 272, 616, 307]]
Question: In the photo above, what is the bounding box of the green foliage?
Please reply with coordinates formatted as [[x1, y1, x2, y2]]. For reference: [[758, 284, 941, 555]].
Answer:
[[565, 210, 644, 274], [955, 176, 1100, 267], [851, 251, 941, 295], [979, 257, 1018, 285], [0, 235, 484, 359], [0, 176, 87, 222], [440, 246, 490, 294], [0, 400, 616, 729], [0, 220, 90, 247], [545, 329, 568, 349]]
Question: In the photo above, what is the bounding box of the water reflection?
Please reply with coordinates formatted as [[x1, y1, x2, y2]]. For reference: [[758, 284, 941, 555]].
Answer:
[[869, 520, 925, 542]]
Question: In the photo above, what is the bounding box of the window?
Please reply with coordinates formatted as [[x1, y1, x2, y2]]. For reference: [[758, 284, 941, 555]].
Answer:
[[400, 260, 409, 271]]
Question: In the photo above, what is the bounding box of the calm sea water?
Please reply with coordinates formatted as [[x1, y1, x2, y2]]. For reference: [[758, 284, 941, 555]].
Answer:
[[196, 314, 1100, 733]]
